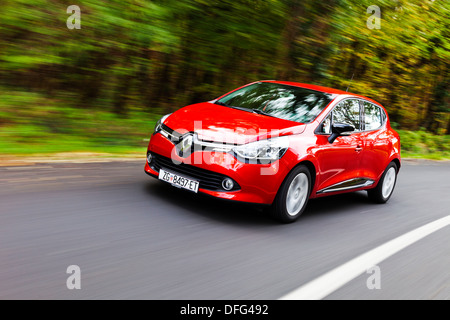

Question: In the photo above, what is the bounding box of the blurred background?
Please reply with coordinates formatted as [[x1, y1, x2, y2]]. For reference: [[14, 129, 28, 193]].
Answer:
[[0, 0, 448, 158]]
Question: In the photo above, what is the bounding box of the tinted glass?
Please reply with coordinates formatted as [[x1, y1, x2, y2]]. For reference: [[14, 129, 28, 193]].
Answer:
[[332, 99, 361, 130], [217, 82, 333, 123], [318, 114, 332, 134], [364, 102, 383, 130]]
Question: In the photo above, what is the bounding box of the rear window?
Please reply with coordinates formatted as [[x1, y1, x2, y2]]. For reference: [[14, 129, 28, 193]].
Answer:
[[364, 102, 383, 130]]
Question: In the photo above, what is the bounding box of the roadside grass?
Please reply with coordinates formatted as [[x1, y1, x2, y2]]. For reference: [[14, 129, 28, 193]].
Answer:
[[398, 130, 450, 160], [0, 91, 157, 157], [0, 121, 154, 156]]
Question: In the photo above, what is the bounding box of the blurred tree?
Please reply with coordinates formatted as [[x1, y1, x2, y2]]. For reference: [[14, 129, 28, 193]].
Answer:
[[0, 0, 448, 131]]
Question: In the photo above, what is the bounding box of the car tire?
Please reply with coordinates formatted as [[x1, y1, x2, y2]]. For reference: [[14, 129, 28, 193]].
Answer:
[[270, 165, 311, 223], [367, 162, 398, 204]]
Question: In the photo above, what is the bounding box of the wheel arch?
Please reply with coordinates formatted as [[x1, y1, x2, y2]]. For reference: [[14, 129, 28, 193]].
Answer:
[[372, 157, 400, 189], [283, 159, 317, 197], [298, 160, 316, 195], [391, 157, 401, 172]]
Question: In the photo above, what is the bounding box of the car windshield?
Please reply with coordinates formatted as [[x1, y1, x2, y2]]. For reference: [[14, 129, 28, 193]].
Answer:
[[216, 82, 334, 123]]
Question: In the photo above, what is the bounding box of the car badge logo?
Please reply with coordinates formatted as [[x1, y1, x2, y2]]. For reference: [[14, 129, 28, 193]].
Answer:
[[178, 134, 193, 155]]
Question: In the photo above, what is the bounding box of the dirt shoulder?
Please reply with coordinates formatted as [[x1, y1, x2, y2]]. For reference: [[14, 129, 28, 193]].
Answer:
[[1, 152, 449, 167], [0, 152, 144, 167]]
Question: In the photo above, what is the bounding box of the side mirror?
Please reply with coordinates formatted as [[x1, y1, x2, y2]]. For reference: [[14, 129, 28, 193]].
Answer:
[[328, 122, 355, 143]]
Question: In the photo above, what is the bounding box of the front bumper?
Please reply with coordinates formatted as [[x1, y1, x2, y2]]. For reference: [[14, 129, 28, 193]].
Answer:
[[144, 133, 293, 204]]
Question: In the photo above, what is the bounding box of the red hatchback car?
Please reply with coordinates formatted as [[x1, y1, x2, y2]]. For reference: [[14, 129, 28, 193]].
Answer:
[[145, 81, 401, 222]]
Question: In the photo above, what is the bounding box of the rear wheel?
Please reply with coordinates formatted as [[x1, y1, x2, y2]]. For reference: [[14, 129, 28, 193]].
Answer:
[[270, 165, 311, 223], [367, 162, 398, 203]]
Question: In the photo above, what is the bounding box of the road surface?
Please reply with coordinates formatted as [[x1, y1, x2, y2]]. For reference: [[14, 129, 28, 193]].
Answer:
[[0, 159, 449, 299]]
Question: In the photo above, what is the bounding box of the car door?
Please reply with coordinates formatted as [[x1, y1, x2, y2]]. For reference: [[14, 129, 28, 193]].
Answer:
[[314, 98, 363, 193], [359, 101, 389, 181]]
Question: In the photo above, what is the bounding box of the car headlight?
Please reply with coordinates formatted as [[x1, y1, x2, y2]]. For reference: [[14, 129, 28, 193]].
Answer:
[[154, 113, 172, 134], [232, 136, 289, 161]]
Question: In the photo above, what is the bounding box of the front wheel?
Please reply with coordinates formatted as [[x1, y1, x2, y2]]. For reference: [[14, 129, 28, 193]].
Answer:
[[270, 165, 311, 223], [367, 162, 398, 203]]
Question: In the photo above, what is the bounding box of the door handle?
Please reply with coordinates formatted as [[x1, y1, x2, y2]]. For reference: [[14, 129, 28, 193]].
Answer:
[[355, 145, 363, 152]]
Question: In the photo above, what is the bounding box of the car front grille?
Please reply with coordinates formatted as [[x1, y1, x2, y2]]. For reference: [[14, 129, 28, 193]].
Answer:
[[149, 153, 240, 192]]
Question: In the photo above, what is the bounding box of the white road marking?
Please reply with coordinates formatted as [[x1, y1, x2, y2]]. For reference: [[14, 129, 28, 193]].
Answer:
[[279, 215, 450, 300]]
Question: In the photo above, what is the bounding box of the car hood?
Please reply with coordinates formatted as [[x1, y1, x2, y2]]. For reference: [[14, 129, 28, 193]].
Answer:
[[164, 102, 306, 144]]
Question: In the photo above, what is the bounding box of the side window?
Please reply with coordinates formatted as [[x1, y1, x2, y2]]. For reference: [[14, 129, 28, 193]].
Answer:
[[321, 114, 332, 134], [332, 99, 361, 131], [364, 102, 383, 130]]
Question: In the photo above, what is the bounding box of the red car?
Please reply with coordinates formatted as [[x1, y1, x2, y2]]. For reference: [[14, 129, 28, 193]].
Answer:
[[145, 81, 400, 222]]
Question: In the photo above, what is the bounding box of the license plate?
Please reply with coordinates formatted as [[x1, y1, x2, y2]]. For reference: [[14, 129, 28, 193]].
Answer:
[[158, 168, 199, 193]]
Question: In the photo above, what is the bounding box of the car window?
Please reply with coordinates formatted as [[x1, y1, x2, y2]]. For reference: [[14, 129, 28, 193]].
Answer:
[[217, 82, 334, 124], [332, 99, 361, 131], [364, 102, 383, 130], [319, 114, 332, 134]]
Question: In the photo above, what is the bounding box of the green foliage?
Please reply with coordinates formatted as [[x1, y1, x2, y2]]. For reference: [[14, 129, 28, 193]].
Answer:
[[0, 90, 158, 155], [399, 129, 450, 159]]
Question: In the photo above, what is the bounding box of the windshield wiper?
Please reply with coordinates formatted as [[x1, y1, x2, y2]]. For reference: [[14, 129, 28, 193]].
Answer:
[[215, 101, 252, 112], [215, 101, 279, 118], [252, 109, 278, 118]]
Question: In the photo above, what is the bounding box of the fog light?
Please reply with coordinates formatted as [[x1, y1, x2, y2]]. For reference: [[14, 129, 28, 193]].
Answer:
[[147, 153, 153, 164], [222, 178, 234, 191]]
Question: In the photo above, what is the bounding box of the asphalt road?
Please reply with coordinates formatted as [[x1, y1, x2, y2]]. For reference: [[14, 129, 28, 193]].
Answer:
[[0, 159, 449, 299]]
